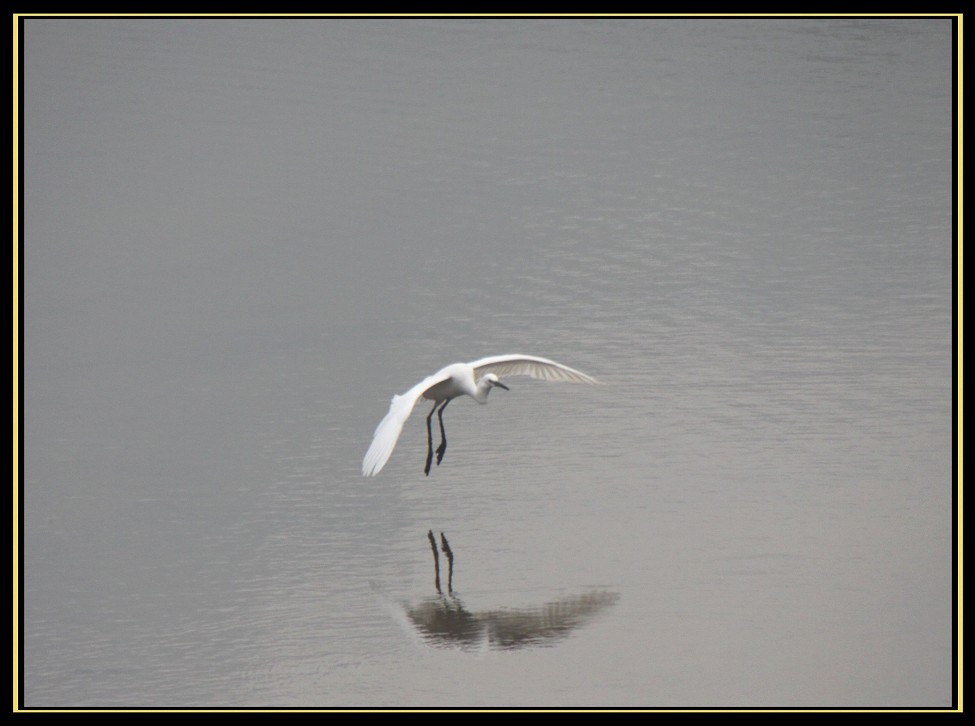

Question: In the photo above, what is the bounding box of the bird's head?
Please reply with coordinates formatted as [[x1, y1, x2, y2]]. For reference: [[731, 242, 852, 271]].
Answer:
[[475, 373, 509, 402], [484, 373, 510, 391]]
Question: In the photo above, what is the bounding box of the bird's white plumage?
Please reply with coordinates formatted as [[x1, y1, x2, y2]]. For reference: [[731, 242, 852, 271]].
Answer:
[[362, 354, 598, 476], [470, 354, 598, 385]]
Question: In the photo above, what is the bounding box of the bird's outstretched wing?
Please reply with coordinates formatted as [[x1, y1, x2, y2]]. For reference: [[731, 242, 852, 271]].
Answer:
[[470, 354, 599, 385], [362, 370, 450, 477]]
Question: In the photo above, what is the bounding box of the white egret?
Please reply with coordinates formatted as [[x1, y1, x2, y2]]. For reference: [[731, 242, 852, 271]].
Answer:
[[362, 354, 599, 477]]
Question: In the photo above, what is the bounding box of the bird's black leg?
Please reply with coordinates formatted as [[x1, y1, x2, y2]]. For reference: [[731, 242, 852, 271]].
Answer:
[[424, 402, 438, 476], [435, 399, 450, 466]]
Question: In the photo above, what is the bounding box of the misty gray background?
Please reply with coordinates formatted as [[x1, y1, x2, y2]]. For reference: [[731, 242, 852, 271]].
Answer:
[[22, 18, 954, 708]]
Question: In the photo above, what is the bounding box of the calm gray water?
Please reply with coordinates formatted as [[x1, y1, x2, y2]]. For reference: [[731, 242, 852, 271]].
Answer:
[[22, 17, 955, 708]]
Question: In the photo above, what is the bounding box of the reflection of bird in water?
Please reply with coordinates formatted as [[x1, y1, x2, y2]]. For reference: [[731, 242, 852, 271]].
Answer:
[[406, 532, 618, 650], [407, 590, 620, 651]]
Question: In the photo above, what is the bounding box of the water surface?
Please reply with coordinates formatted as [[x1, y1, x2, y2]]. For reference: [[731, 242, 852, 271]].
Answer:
[[22, 17, 955, 708]]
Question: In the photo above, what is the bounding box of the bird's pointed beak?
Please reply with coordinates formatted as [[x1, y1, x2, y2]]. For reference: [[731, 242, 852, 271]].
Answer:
[[494, 381, 510, 391]]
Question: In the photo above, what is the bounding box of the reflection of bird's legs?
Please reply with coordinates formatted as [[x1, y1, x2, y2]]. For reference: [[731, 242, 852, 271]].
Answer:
[[427, 530, 442, 595], [424, 402, 438, 475], [435, 400, 450, 466], [440, 532, 454, 594]]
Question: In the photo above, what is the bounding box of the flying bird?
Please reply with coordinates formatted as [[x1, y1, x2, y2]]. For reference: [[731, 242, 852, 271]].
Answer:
[[362, 354, 598, 476]]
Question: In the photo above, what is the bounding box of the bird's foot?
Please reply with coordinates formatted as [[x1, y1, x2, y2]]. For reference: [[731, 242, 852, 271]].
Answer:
[[435, 442, 447, 465]]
